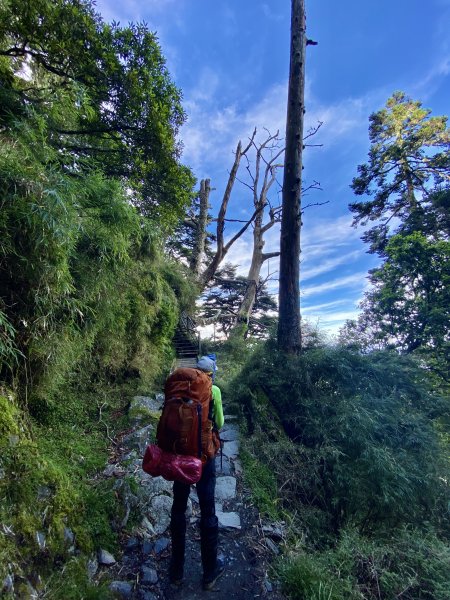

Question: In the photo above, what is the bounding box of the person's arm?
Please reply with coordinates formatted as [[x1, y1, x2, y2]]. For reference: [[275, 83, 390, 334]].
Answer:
[[211, 385, 224, 430]]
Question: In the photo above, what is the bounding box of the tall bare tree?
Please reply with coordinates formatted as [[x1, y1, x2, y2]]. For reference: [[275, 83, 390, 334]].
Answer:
[[233, 131, 284, 332], [277, 0, 307, 354], [166, 134, 258, 289], [189, 178, 211, 277], [198, 132, 258, 288]]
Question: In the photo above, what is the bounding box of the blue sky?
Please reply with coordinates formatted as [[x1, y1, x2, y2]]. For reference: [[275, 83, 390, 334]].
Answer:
[[96, 0, 450, 335]]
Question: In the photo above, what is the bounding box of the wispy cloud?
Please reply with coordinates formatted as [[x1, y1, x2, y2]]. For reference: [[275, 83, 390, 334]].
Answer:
[[181, 74, 383, 176], [412, 55, 450, 100], [302, 215, 363, 256], [302, 299, 351, 313], [95, 0, 178, 24], [262, 3, 284, 21], [301, 250, 362, 281], [303, 272, 369, 297], [220, 5, 238, 37]]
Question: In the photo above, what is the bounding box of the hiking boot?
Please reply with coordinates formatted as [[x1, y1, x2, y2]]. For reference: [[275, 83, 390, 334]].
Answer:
[[202, 556, 225, 590], [169, 561, 184, 586]]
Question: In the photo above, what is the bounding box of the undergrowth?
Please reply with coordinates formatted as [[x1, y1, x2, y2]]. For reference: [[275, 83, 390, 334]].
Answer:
[[228, 340, 450, 600]]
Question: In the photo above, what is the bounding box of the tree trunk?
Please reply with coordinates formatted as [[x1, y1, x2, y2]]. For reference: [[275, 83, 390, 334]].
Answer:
[[236, 211, 265, 328], [189, 179, 210, 277], [277, 0, 306, 354]]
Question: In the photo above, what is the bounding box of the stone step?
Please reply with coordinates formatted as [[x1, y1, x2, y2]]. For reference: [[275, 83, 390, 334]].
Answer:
[[222, 440, 239, 459], [174, 358, 198, 369], [217, 510, 241, 530]]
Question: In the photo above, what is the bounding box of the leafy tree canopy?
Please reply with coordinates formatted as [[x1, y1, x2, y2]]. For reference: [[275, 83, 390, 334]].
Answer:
[[356, 231, 450, 381], [350, 92, 450, 253], [199, 264, 277, 339], [0, 0, 194, 227]]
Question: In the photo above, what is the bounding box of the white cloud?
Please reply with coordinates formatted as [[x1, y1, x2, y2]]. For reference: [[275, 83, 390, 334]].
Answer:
[[302, 215, 365, 259], [302, 250, 362, 281], [222, 236, 254, 276], [181, 75, 384, 177], [303, 272, 369, 297], [412, 55, 450, 100], [97, 0, 180, 22], [317, 310, 361, 323], [302, 299, 351, 313], [262, 3, 284, 21]]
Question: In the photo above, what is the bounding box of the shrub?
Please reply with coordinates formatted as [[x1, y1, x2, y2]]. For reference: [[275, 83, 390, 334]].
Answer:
[[278, 527, 450, 600], [232, 342, 449, 536]]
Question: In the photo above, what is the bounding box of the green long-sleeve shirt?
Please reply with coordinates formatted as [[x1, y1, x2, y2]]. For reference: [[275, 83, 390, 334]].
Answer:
[[212, 385, 224, 430]]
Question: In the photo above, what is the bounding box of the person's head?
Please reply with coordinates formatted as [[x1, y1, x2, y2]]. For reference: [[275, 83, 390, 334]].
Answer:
[[196, 355, 216, 378]]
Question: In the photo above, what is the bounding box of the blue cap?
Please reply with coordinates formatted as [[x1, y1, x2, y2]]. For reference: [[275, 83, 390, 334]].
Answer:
[[197, 355, 216, 373]]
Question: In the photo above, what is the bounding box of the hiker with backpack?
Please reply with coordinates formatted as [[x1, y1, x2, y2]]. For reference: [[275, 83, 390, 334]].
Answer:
[[157, 355, 225, 590]]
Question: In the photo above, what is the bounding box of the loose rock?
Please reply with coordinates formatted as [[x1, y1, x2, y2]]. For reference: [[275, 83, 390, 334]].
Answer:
[[2, 574, 13, 594], [37, 486, 51, 501], [147, 495, 172, 534], [265, 538, 279, 555], [140, 565, 158, 585], [153, 537, 170, 554], [125, 537, 139, 553], [140, 516, 156, 537], [87, 557, 98, 580], [137, 474, 173, 501], [233, 458, 243, 476], [109, 581, 133, 599], [36, 531, 46, 550], [123, 425, 154, 455], [98, 549, 116, 565], [129, 396, 163, 426], [217, 510, 241, 530], [63, 527, 75, 546]]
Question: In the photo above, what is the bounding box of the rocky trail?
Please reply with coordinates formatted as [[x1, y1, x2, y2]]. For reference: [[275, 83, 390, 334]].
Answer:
[[95, 394, 286, 600]]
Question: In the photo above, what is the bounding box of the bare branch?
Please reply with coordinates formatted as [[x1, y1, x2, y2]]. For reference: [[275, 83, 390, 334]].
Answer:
[[223, 206, 263, 252], [302, 180, 323, 194], [303, 120, 323, 141], [221, 216, 256, 223], [242, 127, 257, 154], [261, 215, 279, 235], [301, 200, 329, 213], [235, 174, 254, 192], [262, 251, 281, 262]]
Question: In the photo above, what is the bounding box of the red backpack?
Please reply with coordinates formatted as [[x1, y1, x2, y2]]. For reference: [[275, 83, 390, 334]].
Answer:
[[156, 368, 220, 463]]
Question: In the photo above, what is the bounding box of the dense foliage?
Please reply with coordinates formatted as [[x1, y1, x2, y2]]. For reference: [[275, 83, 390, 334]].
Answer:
[[350, 92, 449, 253], [230, 341, 450, 599], [0, 0, 195, 225], [0, 0, 196, 595], [345, 95, 449, 384]]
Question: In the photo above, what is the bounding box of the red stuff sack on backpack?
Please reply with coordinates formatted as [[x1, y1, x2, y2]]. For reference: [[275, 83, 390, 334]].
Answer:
[[142, 443, 202, 485]]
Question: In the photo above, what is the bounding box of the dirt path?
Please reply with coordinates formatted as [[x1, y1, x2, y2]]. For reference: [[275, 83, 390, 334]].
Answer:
[[104, 402, 286, 600]]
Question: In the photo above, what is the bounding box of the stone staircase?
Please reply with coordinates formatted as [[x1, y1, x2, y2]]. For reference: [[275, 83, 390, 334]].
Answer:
[[174, 357, 197, 369], [173, 312, 200, 368]]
